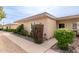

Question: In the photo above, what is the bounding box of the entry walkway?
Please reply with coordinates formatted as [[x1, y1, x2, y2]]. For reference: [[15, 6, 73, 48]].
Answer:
[[0, 31, 25, 53], [2, 31, 57, 53]]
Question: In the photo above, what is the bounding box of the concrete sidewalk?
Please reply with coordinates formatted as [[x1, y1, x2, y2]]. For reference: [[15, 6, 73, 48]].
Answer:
[[2, 32, 57, 53], [0, 32, 25, 53]]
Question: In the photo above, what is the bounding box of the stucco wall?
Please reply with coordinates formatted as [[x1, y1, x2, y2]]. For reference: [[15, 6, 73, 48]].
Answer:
[[10, 24, 20, 29], [46, 18, 56, 39], [4, 24, 20, 29], [15, 17, 56, 39], [22, 17, 48, 35], [57, 18, 79, 29]]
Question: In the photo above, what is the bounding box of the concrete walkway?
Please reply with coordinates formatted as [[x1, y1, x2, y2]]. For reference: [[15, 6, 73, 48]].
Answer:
[[2, 31, 57, 53], [0, 32, 25, 53]]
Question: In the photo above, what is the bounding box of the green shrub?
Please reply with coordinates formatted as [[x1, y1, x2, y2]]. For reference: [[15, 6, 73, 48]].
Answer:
[[54, 29, 76, 50], [7, 29, 15, 32], [15, 24, 28, 36], [2, 26, 15, 32], [27, 32, 32, 37], [20, 29, 28, 36]]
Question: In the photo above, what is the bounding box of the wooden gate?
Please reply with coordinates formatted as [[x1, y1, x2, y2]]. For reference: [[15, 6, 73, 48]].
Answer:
[[31, 24, 44, 44]]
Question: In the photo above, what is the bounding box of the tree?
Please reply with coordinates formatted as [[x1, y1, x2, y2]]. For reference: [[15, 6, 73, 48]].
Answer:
[[0, 7, 6, 20], [0, 7, 6, 29]]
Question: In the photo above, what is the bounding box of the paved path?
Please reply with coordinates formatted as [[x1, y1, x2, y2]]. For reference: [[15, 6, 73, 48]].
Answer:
[[0, 31, 57, 53], [2, 31, 57, 53], [0, 31, 26, 53]]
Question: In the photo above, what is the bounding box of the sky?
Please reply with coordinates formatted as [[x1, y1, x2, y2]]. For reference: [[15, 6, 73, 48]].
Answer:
[[1, 6, 79, 24]]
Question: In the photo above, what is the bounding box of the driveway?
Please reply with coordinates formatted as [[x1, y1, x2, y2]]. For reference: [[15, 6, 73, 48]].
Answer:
[[0, 31, 57, 53], [0, 31, 25, 53]]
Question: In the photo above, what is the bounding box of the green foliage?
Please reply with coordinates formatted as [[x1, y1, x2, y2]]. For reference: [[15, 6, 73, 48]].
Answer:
[[7, 29, 15, 32], [3, 26, 15, 32], [27, 32, 32, 37], [15, 24, 28, 36], [54, 29, 76, 50], [0, 7, 6, 20], [0, 7, 6, 29]]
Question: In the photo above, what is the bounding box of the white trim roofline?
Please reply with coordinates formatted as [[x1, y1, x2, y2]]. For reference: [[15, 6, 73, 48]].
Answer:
[[14, 12, 57, 23]]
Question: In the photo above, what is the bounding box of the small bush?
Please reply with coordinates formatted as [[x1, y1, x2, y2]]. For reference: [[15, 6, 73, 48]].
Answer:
[[27, 32, 32, 37], [7, 29, 15, 32], [2, 26, 15, 32], [54, 29, 76, 50], [15, 24, 28, 36], [20, 30, 28, 36]]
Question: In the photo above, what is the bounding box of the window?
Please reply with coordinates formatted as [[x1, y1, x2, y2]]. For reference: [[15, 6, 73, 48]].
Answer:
[[72, 23, 77, 29], [59, 24, 65, 28]]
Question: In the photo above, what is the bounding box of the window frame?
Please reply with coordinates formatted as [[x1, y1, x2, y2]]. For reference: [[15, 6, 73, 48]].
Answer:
[[72, 23, 77, 29], [59, 23, 65, 28]]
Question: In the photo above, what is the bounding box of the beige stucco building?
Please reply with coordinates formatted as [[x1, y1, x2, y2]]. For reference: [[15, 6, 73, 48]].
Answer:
[[4, 23, 20, 29], [5, 12, 79, 39], [14, 12, 57, 39], [0, 24, 3, 29]]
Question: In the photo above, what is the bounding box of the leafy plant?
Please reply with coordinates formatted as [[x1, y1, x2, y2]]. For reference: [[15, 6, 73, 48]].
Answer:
[[0, 7, 6, 29], [54, 29, 76, 50], [0, 7, 6, 20], [15, 24, 28, 36], [3, 26, 15, 32]]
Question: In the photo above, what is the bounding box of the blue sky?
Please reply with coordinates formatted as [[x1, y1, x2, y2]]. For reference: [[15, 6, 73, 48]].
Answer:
[[1, 6, 79, 24]]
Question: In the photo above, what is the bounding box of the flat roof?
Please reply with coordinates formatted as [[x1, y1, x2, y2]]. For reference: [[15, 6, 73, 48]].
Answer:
[[56, 14, 79, 20]]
